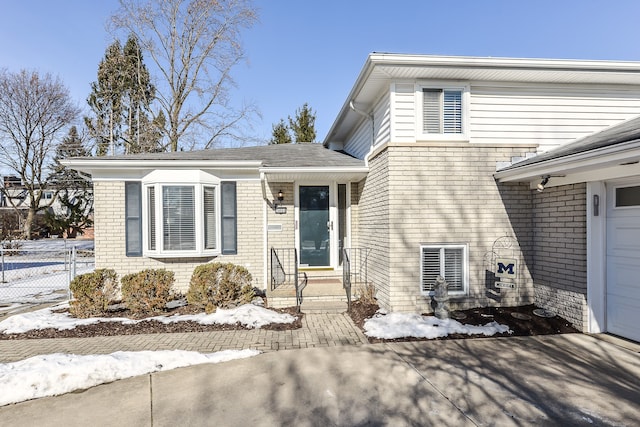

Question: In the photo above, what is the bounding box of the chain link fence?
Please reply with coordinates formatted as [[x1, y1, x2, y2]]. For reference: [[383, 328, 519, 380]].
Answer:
[[0, 240, 94, 304]]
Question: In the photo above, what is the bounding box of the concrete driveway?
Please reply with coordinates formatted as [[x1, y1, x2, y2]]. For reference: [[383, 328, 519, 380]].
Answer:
[[1, 334, 639, 426]]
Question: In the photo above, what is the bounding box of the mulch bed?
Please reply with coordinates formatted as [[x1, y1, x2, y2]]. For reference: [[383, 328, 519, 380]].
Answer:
[[2, 299, 579, 342], [0, 305, 303, 341], [348, 300, 580, 344]]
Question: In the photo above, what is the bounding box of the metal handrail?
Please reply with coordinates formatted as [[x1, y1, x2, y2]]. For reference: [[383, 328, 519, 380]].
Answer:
[[270, 247, 305, 312], [343, 248, 371, 309], [343, 248, 352, 310]]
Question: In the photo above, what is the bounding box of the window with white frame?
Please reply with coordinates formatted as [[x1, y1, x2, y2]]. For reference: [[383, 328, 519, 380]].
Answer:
[[420, 244, 468, 295], [125, 179, 236, 258], [421, 88, 465, 136]]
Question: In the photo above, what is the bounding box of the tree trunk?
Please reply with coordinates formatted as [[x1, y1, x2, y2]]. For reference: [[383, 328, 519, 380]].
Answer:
[[23, 207, 35, 240]]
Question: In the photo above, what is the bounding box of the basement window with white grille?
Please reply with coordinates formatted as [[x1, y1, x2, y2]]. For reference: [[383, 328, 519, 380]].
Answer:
[[420, 244, 468, 296], [420, 87, 467, 138]]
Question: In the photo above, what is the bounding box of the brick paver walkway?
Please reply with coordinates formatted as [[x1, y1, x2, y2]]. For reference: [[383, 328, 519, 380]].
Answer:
[[0, 313, 369, 363]]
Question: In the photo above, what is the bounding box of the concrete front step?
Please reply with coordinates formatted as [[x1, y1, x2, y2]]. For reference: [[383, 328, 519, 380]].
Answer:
[[300, 300, 348, 314]]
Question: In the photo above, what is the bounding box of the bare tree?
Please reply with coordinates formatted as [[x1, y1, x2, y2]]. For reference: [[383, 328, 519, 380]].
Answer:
[[0, 69, 79, 239], [111, 0, 259, 152]]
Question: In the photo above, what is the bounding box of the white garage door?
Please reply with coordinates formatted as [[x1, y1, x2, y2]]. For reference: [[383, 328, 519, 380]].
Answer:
[[606, 181, 640, 342]]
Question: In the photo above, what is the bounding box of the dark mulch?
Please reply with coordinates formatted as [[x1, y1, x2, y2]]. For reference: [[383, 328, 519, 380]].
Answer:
[[348, 300, 580, 344], [0, 305, 303, 341]]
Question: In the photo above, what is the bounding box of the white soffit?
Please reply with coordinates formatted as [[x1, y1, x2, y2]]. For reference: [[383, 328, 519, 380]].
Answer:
[[261, 167, 368, 182]]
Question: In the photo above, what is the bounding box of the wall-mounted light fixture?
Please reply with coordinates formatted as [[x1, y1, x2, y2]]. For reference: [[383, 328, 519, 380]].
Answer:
[[537, 175, 550, 192], [274, 190, 287, 214]]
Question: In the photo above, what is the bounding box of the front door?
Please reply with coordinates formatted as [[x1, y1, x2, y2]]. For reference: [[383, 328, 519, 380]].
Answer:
[[299, 185, 330, 267]]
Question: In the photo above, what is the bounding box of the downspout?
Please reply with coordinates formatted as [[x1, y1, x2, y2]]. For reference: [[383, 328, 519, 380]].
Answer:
[[349, 100, 375, 167]]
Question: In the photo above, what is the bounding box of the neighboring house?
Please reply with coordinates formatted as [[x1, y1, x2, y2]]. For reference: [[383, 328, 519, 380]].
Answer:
[[0, 175, 94, 238], [64, 54, 640, 343]]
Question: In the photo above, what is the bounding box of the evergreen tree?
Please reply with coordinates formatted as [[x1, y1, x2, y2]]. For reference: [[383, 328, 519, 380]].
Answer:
[[288, 103, 316, 143], [86, 40, 125, 156], [121, 35, 161, 154], [269, 119, 292, 144], [85, 35, 162, 156], [46, 126, 94, 238]]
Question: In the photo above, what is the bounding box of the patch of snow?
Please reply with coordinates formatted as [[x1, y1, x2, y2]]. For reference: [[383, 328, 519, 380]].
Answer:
[[0, 349, 259, 406], [0, 303, 296, 334], [363, 312, 511, 339]]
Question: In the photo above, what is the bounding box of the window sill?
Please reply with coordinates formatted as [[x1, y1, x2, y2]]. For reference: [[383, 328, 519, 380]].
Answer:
[[416, 135, 469, 143], [144, 250, 220, 259]]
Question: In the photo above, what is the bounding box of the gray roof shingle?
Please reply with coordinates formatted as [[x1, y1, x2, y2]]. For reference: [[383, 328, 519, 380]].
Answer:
[[79, 143, 364, 168], [499, 115, 640, 171]]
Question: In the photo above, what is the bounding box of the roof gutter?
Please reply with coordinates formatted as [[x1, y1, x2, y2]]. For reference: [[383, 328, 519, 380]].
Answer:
[[60, 159, 263, 173], [494, 140, 640, 182]]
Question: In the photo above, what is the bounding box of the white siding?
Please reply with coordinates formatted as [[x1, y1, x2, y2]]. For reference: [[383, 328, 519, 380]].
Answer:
[[391, 83, 416, 142], [343, 119, 372, 159], [374, 94, 391, 147], [343, 94, 391, 159], [469, 84, 640, 152]]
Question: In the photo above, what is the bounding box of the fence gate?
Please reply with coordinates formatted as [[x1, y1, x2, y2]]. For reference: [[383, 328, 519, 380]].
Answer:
[[0, 243, 94, 304]]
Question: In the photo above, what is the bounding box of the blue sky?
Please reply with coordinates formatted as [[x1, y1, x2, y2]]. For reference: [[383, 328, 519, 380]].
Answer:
[[2, 0, 640, 146]]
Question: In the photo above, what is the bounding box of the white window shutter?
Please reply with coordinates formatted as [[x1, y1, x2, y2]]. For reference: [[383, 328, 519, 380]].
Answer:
[[444, 247, 464, 292], [423, 89, 442, 133], [421, 247, 441, 293], [443, 90, 462, 134]]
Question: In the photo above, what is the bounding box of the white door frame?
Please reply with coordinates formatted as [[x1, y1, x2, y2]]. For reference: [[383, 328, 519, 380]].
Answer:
[[295, 181, 338, 269]]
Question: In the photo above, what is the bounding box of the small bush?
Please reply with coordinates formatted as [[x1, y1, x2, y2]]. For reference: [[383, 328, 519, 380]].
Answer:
[[69, 269, 119, 318], [121, 269, 174, 316], [187, 263, 254, 313], [356, 283, 377, 305]]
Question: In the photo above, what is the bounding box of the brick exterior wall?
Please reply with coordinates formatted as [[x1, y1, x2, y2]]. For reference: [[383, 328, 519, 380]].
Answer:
[[352, 150, 392, 310], [93, 179, 265, 293], [532, 183, 588, 331], [353, 143, 537, 313]]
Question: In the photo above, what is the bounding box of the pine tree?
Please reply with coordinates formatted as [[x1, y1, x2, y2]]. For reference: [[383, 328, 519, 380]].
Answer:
[[288, 103, 316, 143], [85, 35, 162, 156], [121, 35, 161, 154], [270, 119, 292, 144], [45, 126, 94, 238], [86, 40, 125, 156]]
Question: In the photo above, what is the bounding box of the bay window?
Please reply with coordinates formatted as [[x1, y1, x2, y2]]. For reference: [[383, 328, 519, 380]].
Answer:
[[125, 177, 236, 258]]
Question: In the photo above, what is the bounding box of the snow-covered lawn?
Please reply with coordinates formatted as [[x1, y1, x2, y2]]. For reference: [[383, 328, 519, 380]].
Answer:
[[0, 349, 260, 406], [0, 239, 94, 303]]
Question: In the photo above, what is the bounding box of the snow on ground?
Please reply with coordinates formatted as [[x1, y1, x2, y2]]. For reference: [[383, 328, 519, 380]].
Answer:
[[1, 238, 95, 304], [0, 302, 297, 334], [364, 311, 511, 339], [0, 349, 260, 406]]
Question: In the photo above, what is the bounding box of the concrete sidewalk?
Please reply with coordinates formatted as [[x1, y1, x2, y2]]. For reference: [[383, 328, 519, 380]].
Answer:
[[1, 334, 639, 426]]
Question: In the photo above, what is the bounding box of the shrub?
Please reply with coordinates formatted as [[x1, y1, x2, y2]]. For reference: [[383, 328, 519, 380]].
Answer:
[[69, 269, 119, 318], [121, 269, 175, 316], [356, 283, 377, 305], [187, 262, 254, 313]]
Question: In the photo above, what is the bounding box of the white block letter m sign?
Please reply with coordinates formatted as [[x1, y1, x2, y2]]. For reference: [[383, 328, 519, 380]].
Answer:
[[496, 258, 517, 278]]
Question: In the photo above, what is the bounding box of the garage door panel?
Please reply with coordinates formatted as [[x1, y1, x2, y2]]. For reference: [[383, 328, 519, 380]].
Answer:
[[607, 295, 640, 342], [606, 180, 640, 343], [606, 223, 640, 256], [607, 257, 640, 300]]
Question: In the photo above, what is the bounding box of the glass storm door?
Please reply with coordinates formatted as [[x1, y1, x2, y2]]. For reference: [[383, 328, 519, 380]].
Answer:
[[299, 185, 330, 266]]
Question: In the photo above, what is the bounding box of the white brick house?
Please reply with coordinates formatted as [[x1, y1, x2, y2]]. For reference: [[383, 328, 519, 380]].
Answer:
[[65, 54, 640, 342]]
